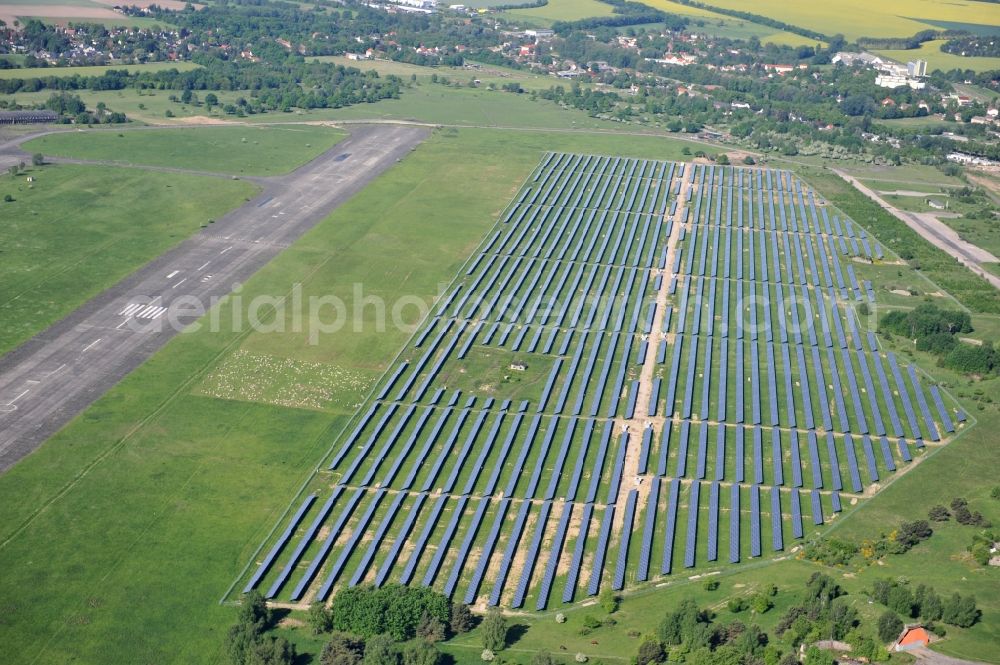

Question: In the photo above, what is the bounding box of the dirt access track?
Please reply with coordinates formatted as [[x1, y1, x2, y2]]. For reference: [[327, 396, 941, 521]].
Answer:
[[834, 169, 1000, 292]]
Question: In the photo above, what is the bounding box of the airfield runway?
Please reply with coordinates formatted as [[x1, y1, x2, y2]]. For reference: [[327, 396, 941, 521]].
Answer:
[[0, 123, 430, 472]]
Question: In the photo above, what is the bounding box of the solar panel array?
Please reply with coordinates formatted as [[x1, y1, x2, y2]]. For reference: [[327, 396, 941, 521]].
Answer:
[[240, 153, 964, 609]]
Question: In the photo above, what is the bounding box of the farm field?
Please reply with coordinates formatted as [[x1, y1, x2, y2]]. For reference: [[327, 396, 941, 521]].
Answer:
[[639, 0, 814, 46], [647, 0, 1000, 40], [0, 61, 201, 79], [0, 163, 256, 356], [0, 0, 189, 26], [22, 125, 347, 176], [874, 40, 1000, 74], [500, 0, 613, 26], [237, 150, 967, 619], [0, 127, 703, 664]]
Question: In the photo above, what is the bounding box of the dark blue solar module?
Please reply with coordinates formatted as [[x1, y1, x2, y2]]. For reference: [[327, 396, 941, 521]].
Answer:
[[770, 487, 783, 551], [789, 489, 804, 538], [245, 494, 316, 595], [749, 485, 761, 558], [729, 485, 740, 563], [684, 481, 700, 568], [612, 490, 639, 590], [810, 490, 824, 526], [563, 503, 594, 603], [662, 478, 681, 574], [707, 482, 720, 562]]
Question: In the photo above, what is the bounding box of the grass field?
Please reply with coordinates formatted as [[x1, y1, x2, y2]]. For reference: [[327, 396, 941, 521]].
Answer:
[[874, 40, 1000, 74], [0, 127, 703, 664], [639, 0, 816, 46], [1, 82, 646, 130], [22, 125, 347, 176], [0, 163, 256, 356], [0, 61, 201, 80], [646, 0, 1000, 40], [501, 0, 613, 26], [309, 56, 557, 92]]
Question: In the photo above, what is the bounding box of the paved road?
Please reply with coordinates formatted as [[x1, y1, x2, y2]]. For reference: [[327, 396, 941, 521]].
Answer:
[[908, 646, 992, 665], [0, 123, 429, 472], [835, 169, 1000, 291]]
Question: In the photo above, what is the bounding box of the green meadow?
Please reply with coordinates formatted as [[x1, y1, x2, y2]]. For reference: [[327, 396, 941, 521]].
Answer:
[[22, 124, 347, 176], [0, 163, 256, 355]]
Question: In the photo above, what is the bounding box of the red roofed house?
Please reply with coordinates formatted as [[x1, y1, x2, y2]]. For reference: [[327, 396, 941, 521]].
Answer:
[[894, 626, 931, 652]]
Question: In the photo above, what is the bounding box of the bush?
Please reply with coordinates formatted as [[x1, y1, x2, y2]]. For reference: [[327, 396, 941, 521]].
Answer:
[[877, 611, 904, 643], [31, 153, 44, 166], [480, 650, 495, 662], [928, 505, 950, 522], [727, 598, 748, 613], [575, 654, 588, 663], [702, 580, 720, 591], [321, 633, 365, 665], [750, 594, 773, 614], [555, 613, 567, 624], [599, 589, 619, 613], [636, 639, 666, 665], [3, 194, 12, 202]]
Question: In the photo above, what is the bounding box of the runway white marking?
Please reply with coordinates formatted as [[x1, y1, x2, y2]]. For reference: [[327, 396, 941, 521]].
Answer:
[[119, 303, 142, 316], [82, 339, 102, 352], [166, 270, 179, 279], [197, 262, 210, 271], [137, 306, 168, 319], [116, 320, 129, 330], [172, 278, 187, 289], [6, 389, 29, 405], [220, 246, 233, 255]]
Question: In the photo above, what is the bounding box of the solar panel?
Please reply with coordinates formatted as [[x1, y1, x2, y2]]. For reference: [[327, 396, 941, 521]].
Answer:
[[486, 500, 529, 606], [684, 481, 700, 568], [612, 491, 639, 590], [707, 482, 720, 562], [729, 484, 740, 563], [810, 490, 824, 525], [749, 485, 761, 558], [770, 487, 783, 551], [790, 489, 804, 539], [535, 502, 571, 610], [662, 478, 681, 574], [245, 494, 316, 594], [563, 503, 594, 603], [442, 497, 490, 597]]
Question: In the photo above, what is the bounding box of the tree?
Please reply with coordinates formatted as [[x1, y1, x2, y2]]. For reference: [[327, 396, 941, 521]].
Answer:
[[716, 153, 730, 165], [321, 633, 365, 665], [238, 590, 272, 633], [942, 594, 980, 628], [415, 612, 446, 643], [803, 645, 835, 665], [877, 611, 903, 643], [31, 153, 44, 166], [480, 609, 507, 652], [887, 585, 916, 618], [402, 642, 440, 665], [251, 636, 297, 665], [599, 589, 619, 613], [450, 602, 475, 634], [727, 598, 748, 613], [309, 602, 333, 635], [743, 155, 756, 165], [205, 92, 219, 108], [750, 593, 773, 614], [363, 634, 398, 665], [636, 639, 666, 665], [895, 520, 933, 550], [3, 194, 12, 202], [991, 486, 1000, 500]]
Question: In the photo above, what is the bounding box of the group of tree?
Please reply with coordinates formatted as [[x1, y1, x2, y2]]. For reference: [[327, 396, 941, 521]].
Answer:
[[929, 497, 992, 528], [304, 586, 476, 665], [871, 579, 980, 628], [879, 304, 999, 377], [650, 596, 795, 664], [775, 574, 859, 648], [226, 591, 296, 665]]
